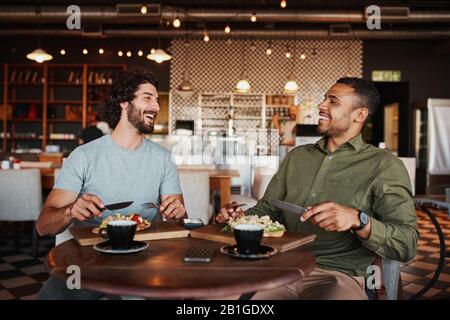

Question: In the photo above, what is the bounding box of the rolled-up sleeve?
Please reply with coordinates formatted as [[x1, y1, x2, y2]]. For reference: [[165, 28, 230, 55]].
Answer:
[[363, 157, 419, 262]]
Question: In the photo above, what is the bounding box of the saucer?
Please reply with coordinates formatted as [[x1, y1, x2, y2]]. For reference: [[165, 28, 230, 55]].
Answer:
[[220, 245, 277, 260], [93, 241, 149, 254]]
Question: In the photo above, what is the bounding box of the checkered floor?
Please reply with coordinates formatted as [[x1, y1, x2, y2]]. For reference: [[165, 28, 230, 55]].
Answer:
[[1, 209, 449, 300]]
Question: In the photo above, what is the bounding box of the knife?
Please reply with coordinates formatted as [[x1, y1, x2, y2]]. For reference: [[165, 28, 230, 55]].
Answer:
[[104, 201, 134, 211], [270, 199, 308, 217]]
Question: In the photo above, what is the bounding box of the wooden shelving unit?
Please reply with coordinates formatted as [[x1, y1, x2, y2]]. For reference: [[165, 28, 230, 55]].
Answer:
[[0, 63, 126, 153]]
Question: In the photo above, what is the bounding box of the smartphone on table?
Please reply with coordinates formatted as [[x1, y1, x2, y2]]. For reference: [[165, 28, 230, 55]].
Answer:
[[183, 245, 216, 263]]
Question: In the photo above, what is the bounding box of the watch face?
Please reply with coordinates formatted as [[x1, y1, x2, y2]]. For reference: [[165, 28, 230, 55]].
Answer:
[[360, 212, 369, 225]]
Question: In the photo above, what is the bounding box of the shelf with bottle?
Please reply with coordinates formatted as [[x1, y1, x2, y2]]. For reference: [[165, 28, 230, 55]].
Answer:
[[1, 63, 126, 153], [265, 94, 295, 107], [8, 66, 45, 86]]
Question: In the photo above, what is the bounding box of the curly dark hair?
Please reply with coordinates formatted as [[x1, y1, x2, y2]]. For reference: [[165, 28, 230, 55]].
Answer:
[[103, 68, 159, 129], [336, 77, 380, 117]]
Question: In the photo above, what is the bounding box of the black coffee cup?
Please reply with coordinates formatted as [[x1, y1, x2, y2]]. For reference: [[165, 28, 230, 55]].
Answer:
[[233, 224, 264, 255], [100, 220, 137, 250]]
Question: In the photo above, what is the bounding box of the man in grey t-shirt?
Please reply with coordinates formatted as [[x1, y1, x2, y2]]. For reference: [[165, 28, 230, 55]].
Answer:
[[36, 69, 186, 299]]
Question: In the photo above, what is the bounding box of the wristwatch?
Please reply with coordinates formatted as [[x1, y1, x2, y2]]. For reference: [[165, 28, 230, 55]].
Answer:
[[352, 210, 369, 231]]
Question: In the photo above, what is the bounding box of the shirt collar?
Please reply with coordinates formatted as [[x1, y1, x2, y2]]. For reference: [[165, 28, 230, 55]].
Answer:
[[314, 134, 364, 153]]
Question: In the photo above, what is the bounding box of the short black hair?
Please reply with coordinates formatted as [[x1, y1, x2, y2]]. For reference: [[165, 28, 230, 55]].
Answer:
[[103, 68, 158, 129], [336, 77, 380, 117]]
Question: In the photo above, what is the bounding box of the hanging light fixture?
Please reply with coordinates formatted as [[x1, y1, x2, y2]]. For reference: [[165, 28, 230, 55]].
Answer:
[[140, 5, 147, 15], [235, 41, 251, 93], [26, 6, 53, 63], [284, 74, 299, 93], [280, 0, 287, 8], [235, 77, 251, 93], [178, 35, 194, 94], [250, 12, 257, 22], [203, 26, 210, 42], [266, 40, 273, 55], [285, 45, 291, 58], [173, 11, 181, 28], [147, 49, 171, 63], [224, 25, 231, 34], [147, 19, 172, 63], [27, 49, 53, 63], [284, 39, 299, 93]]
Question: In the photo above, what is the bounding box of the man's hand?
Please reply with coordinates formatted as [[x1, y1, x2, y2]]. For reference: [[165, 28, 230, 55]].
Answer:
[[160, 195, 186, 220], [216, 201, 244, 223], [300, 201, 360, 232], [68, 193, 105, 222]]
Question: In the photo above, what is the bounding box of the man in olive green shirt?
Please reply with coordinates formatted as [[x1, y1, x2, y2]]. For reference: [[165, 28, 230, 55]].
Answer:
[[217, 77, 418, 299]]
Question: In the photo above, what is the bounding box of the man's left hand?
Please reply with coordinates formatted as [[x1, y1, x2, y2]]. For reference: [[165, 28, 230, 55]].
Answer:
[[300, 201, 360, 232], [160, 195, 186, 220]]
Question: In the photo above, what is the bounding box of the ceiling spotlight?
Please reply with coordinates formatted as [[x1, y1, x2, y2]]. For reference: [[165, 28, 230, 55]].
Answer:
[[224, 25, 231, 34], [300, 53, 306, 60], [250, 12, 257, 22], [203, 32, 210, 42], [118, 50, 123, 57], [82, 49, 88, 55], [173, 17, 181, 28], [126, 51, 132, 57], [60, 49, 66, 55], [140, 5, 147, 15], [98, 48, 104, 54], [280, 0, 287, 9], [138, 50, 143, 56]]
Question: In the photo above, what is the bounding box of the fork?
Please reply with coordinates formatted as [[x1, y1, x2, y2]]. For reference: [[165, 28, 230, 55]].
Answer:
[[140, 202, 159, 209]]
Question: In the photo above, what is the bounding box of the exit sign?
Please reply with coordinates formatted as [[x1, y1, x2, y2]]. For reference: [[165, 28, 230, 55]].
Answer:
[[372, 70, 401, 82]]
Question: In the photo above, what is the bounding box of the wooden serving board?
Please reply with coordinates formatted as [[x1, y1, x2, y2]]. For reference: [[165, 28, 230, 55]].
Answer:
[[69, 221, 190, 246], [190, 224, 316, 253]]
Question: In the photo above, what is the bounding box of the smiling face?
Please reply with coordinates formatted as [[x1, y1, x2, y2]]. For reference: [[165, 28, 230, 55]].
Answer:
[[317, 83, 364, 138], [126, 82, 160, 134]]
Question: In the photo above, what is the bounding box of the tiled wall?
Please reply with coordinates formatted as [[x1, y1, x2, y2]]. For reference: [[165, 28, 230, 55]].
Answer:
[[169, 39, 362, 132]]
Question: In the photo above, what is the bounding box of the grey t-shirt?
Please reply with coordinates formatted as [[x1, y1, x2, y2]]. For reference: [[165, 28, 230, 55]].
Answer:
[[55, 134, 182, 225]]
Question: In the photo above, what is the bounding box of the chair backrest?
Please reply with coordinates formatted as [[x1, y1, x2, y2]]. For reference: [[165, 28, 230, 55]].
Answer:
[[381, 257, 401, 300], [179, 171, 211, 224], [0, 169, 42, 221], [399, 157, 416, 195], [251, 167, 277, 200]]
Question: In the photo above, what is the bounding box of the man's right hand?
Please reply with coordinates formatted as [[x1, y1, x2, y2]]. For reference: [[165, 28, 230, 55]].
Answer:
[[215, 201, 245, 223], [66, 193, 105, 222]]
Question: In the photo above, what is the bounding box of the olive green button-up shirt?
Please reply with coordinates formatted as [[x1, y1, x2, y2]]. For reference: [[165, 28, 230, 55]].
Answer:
[[246, 134, 419, 277]]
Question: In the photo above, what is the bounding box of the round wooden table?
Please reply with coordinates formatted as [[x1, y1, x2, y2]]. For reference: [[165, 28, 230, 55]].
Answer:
[[47, 237, 316, 299]]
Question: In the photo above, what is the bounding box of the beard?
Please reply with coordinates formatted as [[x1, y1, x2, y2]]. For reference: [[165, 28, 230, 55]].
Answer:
[[317, 114, 352, 137], [126, 101, 155, 134]]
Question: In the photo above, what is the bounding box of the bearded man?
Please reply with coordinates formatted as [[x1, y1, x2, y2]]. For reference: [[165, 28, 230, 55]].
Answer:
[[36, 69, 186, 299]]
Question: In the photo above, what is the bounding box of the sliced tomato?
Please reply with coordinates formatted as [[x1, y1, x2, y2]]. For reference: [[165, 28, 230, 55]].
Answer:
[[131, 214, 144, 224]]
